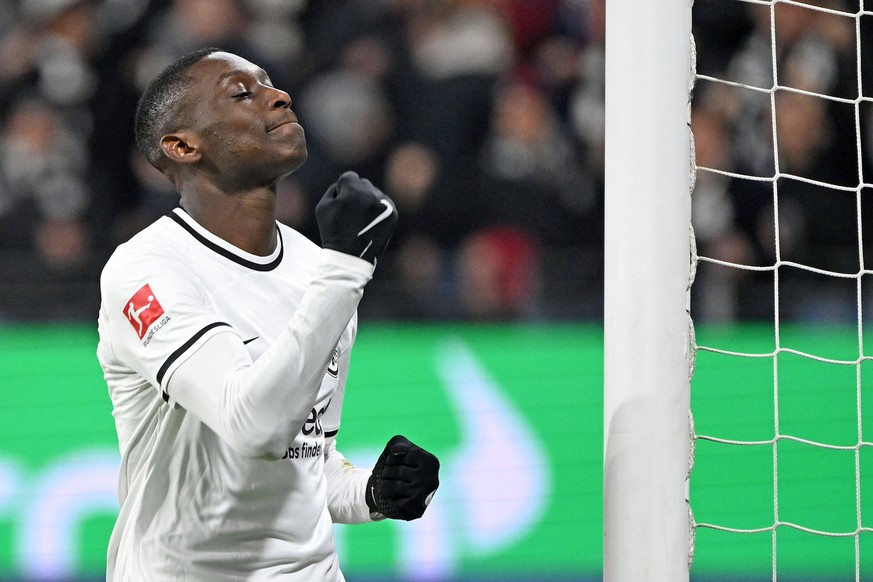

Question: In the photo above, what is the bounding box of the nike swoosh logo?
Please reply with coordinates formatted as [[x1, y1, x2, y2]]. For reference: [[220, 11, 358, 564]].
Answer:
[[243, 336, 259, 345], [357, 199, 394, 236]]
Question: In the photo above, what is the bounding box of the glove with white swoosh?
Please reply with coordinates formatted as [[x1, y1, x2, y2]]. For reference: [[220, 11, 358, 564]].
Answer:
[[366, 435, 440, 521], [316, 171, 398, 264]]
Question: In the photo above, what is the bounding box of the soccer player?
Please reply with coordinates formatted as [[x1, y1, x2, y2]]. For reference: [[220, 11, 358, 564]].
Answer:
[[96, 47, 440, 580]]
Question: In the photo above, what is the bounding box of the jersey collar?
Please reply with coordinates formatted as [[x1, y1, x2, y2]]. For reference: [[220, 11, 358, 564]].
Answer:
[[168, 208, 284, 271]]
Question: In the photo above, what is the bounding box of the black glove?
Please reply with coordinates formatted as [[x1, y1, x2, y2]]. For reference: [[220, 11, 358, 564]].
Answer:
[[366, 435, 440, 521], [316, 171, 398, 264]]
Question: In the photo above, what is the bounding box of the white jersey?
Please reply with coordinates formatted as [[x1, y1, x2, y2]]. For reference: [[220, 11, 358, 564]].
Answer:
[[97, 208, 375, 581]]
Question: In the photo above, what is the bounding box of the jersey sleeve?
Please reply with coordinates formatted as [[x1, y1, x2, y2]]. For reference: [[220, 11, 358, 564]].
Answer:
[[99, 247, 236, 401], [323, 436, 374, 524], [165, 250, 373, 458]]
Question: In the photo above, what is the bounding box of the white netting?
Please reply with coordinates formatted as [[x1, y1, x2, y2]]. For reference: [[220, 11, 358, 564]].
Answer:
[[690, 0, 873, 579]]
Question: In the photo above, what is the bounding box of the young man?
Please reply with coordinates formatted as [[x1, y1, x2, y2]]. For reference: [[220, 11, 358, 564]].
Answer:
[[96, 47, 439, 580]]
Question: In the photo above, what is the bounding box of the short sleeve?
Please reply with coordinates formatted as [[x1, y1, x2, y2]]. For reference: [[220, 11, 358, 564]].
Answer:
[[99, 248, 238, 400]]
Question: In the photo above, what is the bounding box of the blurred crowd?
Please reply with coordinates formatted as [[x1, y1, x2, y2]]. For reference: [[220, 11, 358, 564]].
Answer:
[[0, 0, 605, 322], [1, 0, 869, 324], [691, 0, 873, 323]]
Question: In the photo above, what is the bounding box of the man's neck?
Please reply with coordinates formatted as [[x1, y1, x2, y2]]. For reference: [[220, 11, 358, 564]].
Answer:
[[179, 187, 279, 256]]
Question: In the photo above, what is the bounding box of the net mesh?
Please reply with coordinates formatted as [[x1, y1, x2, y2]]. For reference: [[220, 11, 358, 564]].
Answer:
[[689, 0, 873, 578]]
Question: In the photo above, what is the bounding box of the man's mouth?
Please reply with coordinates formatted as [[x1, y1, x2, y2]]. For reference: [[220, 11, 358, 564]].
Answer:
[[268, 118, 300, 133]]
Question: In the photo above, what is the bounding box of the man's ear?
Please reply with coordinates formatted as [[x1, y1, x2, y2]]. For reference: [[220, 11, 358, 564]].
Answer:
[[160, 132, 202, 165]]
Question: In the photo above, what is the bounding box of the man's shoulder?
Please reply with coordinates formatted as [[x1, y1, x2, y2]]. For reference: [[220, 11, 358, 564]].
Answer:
[[277, 222, 323, 262], [101, 215, 185, 279], [278, 222, 318, 250]]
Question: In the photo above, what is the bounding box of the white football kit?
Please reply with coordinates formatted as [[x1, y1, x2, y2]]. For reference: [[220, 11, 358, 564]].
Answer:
[[96, 208, 376, 581]]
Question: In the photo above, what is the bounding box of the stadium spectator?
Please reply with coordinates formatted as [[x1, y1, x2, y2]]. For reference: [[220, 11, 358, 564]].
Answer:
[[0, 0, 609, 322], [454, 225, 542, 320], [690, 0, 870, 322]]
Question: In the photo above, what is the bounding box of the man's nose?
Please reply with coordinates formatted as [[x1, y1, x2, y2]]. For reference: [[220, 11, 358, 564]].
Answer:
[[268, 87, 291, 109]]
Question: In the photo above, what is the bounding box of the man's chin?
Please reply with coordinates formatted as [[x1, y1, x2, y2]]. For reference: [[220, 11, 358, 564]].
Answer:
[[276, 147, 308, 180]]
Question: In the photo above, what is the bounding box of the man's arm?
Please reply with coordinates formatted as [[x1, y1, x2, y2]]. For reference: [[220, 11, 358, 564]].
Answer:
[[165, 172, 399, 458], [166, 250, 372, 458], [323, 437, 375, 524]]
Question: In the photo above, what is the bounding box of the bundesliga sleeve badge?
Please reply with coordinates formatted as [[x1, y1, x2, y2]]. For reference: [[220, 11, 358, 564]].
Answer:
[[124, 284, 166, 340]]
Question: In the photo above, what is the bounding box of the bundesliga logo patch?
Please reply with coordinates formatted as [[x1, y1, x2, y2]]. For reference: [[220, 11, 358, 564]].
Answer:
[[124, 284, 165, 339]]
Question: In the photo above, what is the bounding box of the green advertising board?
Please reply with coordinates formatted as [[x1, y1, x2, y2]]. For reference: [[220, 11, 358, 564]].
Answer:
[[0, 323, 600, 580], [691, 324, 873, 580], [2, 322, 869, 580]]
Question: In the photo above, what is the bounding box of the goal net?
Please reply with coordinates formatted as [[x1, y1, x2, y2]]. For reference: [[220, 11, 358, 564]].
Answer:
[[605, 0, 873, 580], [689, 0, 873, 581]]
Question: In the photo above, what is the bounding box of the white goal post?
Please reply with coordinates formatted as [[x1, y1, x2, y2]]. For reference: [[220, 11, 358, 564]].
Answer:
[[603, 0, 694, 580]]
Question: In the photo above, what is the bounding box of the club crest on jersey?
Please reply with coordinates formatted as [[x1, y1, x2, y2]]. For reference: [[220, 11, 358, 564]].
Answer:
[[327, 345, 340, 378], [124, 284, 165, 340]]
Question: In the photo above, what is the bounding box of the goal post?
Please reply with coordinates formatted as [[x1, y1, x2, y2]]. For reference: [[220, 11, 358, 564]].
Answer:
[[603, 0, 693, 580]]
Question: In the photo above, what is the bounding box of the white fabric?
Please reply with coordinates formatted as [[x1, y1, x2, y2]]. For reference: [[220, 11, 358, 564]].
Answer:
[[322, 439, 376, 525], [96, 208, 375, 581]]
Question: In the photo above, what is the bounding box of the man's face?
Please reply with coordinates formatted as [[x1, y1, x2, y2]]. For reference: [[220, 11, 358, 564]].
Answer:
[[183, 52, 307, 188]]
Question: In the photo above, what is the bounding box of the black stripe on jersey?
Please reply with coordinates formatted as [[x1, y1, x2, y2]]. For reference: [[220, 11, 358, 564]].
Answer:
[[324, 429, 338, 438], [158, 322, 231, 399], [168, 211, 284, 271]]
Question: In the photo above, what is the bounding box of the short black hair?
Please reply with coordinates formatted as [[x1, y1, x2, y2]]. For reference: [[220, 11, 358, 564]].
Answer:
[[134, 47, 222, 170]]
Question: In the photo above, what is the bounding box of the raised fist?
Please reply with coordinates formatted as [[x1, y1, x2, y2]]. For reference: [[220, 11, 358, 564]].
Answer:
[[316, 171, 398, 264]]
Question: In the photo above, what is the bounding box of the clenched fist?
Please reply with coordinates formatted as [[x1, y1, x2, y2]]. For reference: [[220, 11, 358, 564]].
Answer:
[[316, 171, 398, 264], [366, 435, 440, 521]]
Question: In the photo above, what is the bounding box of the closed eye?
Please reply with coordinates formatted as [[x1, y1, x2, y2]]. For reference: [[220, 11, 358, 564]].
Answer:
[[232, 91, 252, 100]]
